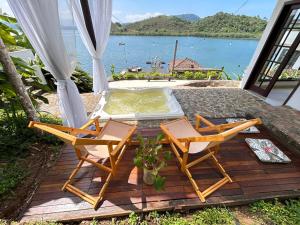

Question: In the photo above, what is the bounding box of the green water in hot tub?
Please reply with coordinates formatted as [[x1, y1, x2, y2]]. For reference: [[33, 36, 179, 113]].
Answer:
[[103, 89, 170, 115]]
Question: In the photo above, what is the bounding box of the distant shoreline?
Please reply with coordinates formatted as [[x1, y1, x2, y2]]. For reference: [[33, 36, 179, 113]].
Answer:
[[110, 32, 261, 40]]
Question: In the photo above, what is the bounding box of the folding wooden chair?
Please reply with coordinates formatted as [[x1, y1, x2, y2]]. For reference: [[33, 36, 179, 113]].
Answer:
[[29, 117, 136, 209], [160, 114, 262, 202]]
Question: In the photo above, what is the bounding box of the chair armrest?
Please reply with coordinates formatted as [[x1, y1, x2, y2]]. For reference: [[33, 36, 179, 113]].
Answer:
[[197, 118, 262, 133], [80, 116, 101, 133], [111, 126, 137, 156], [195, 114, 216, 130], [178, 134, 224, 143], [74, 138, 121, 146]]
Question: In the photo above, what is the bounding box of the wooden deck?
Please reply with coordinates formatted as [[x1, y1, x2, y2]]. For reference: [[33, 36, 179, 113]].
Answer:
[[21, 119, 300, 222]]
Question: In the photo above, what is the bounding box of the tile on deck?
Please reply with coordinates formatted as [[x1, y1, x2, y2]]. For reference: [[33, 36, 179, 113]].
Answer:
[[21, 120, 300, 222]]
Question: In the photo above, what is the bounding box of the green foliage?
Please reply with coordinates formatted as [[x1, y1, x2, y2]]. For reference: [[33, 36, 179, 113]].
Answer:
[[0, 14, 51, 108], [70, 67, 93, 93], [279, 69, 300, 80], [194, 12, 266, 35], [250, 199, 300, 225], [236, 74, 243, 81], [22, 221, 63, 225], [111, 12, 267, 38], [134, 134, 171, 191], [0, 162, 28, 198], [0, 15, 32, 50], [183, 71, 194, 79], [194, 72, 207, 80], [158, 212, 190, 225], [193, 207, 235, 225], [0, 110, 62, 160], [0, 110, 62, 199], [110, 64, 115, 75], [110, 208, 235, 225], [112, 71, 229, 81], [128, 212, 139, 225], [1, 14, 92, 94]]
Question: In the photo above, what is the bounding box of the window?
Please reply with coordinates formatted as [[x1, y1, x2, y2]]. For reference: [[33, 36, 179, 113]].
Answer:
[[247, 3, 300, 96]]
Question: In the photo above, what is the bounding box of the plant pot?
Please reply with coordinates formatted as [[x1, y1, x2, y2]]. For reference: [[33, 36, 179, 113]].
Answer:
[[143, 167, 155, 185]]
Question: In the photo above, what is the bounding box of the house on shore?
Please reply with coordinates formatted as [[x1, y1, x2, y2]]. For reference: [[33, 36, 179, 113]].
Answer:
[[168, 58, 201, 73], [169, 57, 222, 73]]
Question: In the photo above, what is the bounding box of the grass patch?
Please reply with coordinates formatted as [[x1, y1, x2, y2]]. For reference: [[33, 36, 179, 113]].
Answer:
[[103, 207, 235, 225], [0, 112, 62, 201], [0, 162, 28, 197], [250, 199, 300, 225]]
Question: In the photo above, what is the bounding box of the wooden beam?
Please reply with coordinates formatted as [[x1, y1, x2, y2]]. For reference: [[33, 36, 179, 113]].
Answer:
[[283, 79, 300, 105], [171, 40, 178, 74], [80, 0, 96, 49]]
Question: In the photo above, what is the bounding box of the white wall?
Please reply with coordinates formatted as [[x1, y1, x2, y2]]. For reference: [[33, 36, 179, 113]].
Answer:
[[287, 86, 300, 110], [240, 0, 288, 88]]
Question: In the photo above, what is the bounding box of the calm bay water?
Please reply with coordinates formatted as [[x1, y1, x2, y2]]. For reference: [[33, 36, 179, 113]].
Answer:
[[64, 32, 258, 79]]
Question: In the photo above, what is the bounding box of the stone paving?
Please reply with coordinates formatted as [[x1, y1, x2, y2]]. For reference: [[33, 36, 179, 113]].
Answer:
[[38, 85, 300, 152]]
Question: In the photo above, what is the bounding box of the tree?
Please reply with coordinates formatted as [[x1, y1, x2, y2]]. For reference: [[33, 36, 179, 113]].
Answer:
[[0, 37, 39, 121]]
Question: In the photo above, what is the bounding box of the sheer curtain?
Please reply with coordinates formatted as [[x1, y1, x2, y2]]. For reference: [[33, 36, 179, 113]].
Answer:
[[70, 0, 112, 93], [8, 0, 87, 127]]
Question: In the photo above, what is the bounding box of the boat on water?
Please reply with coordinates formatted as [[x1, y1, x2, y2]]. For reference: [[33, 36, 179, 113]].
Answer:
[[128, 66, 142, 72]]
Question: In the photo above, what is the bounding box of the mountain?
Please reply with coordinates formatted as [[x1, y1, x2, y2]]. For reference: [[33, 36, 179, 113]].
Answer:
[[174, 14, 200, 22], [111, 12, 267, 38], [194, 12, 266, 34]]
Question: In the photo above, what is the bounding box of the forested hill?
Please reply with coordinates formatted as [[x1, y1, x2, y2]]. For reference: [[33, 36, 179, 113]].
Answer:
[[111, 12, 267, 38]]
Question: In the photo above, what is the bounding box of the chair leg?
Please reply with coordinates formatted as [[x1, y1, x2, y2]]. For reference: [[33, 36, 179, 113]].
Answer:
[[93, 172, 114, 209], [181, 152, 232, 203], [62, 155, 87, 191], [184, 168, 206, 202], [210, 154, 233, 182]]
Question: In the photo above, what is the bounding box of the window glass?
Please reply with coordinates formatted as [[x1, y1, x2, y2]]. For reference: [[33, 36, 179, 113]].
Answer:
[[278, 47, 300, 80]]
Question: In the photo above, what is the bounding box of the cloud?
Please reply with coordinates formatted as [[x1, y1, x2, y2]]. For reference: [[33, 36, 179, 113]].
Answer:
[[125, 12, 164, 23]]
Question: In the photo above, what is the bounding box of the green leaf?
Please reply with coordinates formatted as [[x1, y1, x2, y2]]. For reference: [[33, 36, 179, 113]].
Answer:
[[0, 14, 17, 23], [156, 133, 164, 143], [154, 175, 166, 191], [133, 156, 143, 168], [163, 151, 172, 161]]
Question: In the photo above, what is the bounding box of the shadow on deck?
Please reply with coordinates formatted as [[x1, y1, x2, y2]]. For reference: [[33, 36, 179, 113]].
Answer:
[[21, 119, 300, 222]]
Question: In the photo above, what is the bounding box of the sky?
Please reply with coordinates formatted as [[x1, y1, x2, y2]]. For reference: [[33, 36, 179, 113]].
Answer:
[[0, 0, 277, 23]]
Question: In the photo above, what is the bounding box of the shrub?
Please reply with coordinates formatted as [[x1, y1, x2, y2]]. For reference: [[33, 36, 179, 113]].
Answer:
[[250, 199, 300, 225], [183, 71, 194, 79], [193, 207, 235, 225], [124, 73, 136, 80], [0, 111, 62, 160], [71, 67, 93, 93], [112, 73, 121, 81], [0, 162, 28, 197], [194, 72, 207, 80], [207, 71, 221, 80]]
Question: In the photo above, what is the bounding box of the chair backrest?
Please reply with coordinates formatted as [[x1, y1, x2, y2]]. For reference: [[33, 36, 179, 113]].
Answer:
[[29, 119, 136, 159], [161, 118, 261, 153]]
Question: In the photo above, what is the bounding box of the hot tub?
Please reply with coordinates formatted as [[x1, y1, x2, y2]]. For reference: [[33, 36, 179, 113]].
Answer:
[[91, 88, 184, 120]]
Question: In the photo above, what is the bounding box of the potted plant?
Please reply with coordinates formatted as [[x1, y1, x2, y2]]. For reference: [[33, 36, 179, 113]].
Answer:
[[133, 134, 172, 191]]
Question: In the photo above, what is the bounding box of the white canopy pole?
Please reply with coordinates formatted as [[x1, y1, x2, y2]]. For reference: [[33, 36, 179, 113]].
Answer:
[[70, 0, 112, 93], [8, 0, 88, 127]]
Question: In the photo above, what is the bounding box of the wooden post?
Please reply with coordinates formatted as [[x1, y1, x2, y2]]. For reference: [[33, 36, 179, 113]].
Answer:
[[171, 40, 178, 74], [0, 37, 39, 122], [80, 0, 96, 49]]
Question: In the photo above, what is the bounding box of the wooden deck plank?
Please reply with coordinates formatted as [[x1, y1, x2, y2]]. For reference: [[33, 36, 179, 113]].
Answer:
[[20, 120, 300, 222]]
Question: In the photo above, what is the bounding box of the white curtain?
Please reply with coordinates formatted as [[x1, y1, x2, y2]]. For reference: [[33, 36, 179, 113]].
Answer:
[[8, 0, 88, 128], [70, 0, 112, 93]]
